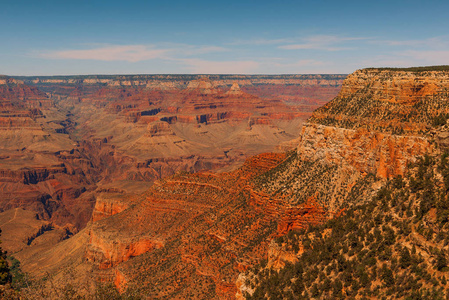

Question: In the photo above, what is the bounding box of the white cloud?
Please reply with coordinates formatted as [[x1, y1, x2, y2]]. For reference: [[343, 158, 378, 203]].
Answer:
[[371, 36, 449, 48], [41, 45, 169, 62], [39, 44, 228, 62], [279, 35, 368, 51], [177, 45, 229, 56], [36, 43, 257, 73], [403, 50, 449, 64], [227, 38, 294, 46]]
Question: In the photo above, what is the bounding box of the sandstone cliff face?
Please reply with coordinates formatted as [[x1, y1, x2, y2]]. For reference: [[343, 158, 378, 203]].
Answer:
[[298, 123, 433, 179], [297, 68, 449, 181], [0, 165, 66, 184], [17, 74, 344, 114], [90, 192, 132, 222], [286, 68, 446, 211], [338, 69, 449, 104], [85, 228, 163, 269], [311, 68, 449, 134]]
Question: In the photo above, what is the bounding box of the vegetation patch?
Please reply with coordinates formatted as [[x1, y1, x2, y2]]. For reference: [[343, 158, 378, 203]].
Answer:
[[245, 153, 449, 299]]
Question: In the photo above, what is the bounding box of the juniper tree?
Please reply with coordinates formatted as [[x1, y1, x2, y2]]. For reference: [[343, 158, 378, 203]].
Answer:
[[0, 229, 11, 285]]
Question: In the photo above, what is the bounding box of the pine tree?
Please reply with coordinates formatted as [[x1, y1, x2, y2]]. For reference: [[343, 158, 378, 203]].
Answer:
[[0, 229, 11, 285], [436, 251, 448, 271]]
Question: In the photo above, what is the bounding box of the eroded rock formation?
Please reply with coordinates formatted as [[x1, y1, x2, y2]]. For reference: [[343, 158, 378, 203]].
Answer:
[[236, 67, 449, 298], [1, 73, 342, 284]]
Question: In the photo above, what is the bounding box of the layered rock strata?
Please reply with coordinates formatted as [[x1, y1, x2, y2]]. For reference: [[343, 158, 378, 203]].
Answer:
[[237, 67, 449, 298], [1, 73, 349, 298]]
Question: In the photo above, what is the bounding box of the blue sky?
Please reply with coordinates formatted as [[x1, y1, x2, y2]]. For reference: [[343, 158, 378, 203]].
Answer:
[[1, 0, 449, 75]]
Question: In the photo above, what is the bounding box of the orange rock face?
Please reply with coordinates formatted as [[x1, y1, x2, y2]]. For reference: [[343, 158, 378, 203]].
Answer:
[[237, 68, 449, 298], [276, 196, 327, 234], [297, 123, 433, 179], [78, 152, 333, 298], [292, 68, 449, 193], [91, 192, 133, 222], [267, 239, 302, 270], [311, 69, 449, 135], [339, 69, 449, 105], [86, 229, 163, 269], [114, 269, 127, 292]]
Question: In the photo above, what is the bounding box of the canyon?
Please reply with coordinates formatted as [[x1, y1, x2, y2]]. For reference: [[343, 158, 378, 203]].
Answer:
[[0, 74, 343, 292], [3, 67, 449, 299]]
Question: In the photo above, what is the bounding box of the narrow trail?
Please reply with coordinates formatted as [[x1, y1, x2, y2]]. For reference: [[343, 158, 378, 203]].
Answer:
[[0, 207, 19, 227]]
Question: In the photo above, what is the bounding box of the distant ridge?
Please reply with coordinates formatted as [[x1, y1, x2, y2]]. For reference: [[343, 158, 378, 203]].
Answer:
[[13, 74, 347, 81]]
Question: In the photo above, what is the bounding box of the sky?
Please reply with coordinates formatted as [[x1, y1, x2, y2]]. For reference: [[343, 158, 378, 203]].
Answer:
[[1, 0, 449, 75]]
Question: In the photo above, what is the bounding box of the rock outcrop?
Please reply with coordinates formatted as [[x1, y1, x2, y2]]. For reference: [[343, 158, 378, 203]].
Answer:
[[90, 191, 131, 222], [236, 67, 449, 298], [311, 68, 449, 134], [298, 123, 433, 178], [338, 68, 449, 105], [267, 239, 302, 270], [86, 229, 163, 269], [293, 68, 449, 186], [0, 76, 48, 102]]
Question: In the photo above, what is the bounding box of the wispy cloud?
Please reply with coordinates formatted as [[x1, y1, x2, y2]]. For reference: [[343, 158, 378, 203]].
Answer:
[[403, 50, 449, 64], [40, 45, 168, 62], [356, 36, 449, 69], [279, 35, 368, 51], [177, 45, 229, 56], [39, 44, 228, 62], [35, 35, 449, 74], [371, 36, 449, 48], [227, 38, 294, 46]]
